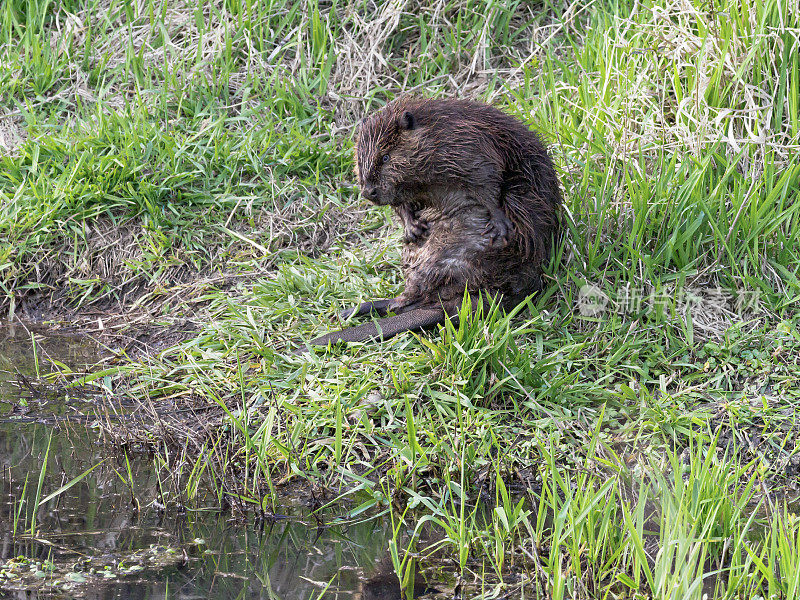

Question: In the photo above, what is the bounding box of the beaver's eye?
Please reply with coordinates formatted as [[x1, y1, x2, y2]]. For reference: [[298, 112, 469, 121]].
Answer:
[[382, 154, 390, 163]]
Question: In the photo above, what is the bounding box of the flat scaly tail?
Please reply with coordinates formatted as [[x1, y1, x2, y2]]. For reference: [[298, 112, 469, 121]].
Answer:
[[298, 307, 447, 352]]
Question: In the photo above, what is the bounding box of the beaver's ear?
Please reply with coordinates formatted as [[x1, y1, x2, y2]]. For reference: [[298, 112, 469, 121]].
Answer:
[[399, 111, 415, 130]]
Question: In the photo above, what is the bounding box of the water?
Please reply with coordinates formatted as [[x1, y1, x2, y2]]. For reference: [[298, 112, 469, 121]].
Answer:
[[0, 324, 420, 600]]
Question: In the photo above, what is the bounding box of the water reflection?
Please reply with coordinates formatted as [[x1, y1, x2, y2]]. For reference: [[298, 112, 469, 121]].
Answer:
[[0, 325, 413, 599]]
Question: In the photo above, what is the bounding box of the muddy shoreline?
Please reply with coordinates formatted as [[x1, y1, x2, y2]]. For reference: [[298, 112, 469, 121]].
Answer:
[[0, 324, 455, 599]]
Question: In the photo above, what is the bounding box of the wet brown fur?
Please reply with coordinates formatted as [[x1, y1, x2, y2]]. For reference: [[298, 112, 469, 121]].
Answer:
[[306, 97, 561, 348]]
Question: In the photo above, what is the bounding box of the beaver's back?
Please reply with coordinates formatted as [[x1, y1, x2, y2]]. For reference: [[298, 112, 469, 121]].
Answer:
[[379, 97, 561, 263]]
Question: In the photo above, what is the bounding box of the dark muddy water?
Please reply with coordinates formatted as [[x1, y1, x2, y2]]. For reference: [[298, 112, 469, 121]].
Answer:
[[0, 324, 415, 600]]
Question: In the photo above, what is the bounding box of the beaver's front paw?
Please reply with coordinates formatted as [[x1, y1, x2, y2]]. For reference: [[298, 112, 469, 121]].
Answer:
[[483, 215, 511, 248], [403, 218, 429, 244]]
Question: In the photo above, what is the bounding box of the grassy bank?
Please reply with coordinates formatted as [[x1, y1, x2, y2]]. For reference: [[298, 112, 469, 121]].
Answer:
[[3, 0, 800, 597]]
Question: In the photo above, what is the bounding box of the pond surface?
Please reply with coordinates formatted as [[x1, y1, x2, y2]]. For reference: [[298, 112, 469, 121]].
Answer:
[[0, 324, 420, 599]]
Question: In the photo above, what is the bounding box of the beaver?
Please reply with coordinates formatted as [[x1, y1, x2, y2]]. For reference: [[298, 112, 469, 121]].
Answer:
[[306, 97, 561, 347]]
